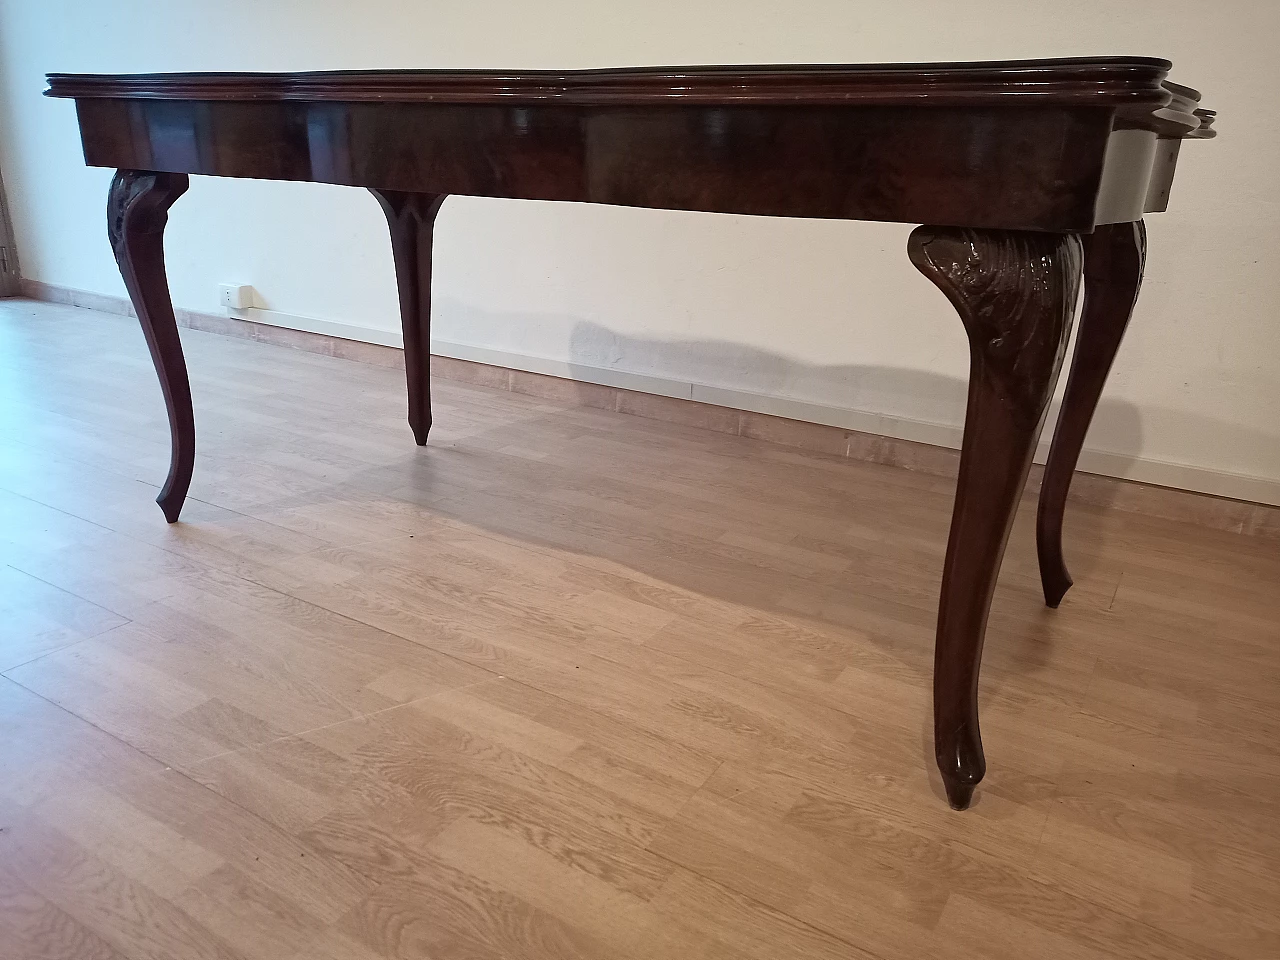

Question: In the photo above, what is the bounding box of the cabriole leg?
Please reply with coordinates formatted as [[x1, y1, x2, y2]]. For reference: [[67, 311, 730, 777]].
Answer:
[[908, 226, 1081, 808], [108, 170, 192, 523], [371, 190, 447, 445], [1037, 220, 1146, 607]]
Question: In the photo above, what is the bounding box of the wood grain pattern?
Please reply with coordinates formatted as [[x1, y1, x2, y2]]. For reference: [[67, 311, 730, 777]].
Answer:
[[50, 59, 1213, 233], [3, 298, 1279, 958]]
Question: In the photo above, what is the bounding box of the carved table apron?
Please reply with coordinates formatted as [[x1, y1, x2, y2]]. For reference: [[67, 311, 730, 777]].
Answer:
[[47, 57, 1214, 809]]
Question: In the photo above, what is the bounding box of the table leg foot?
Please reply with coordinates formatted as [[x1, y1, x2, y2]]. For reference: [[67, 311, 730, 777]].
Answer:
[[942, 776, 978, 811], [938, 714, 985, 809], [1039, 562, 1073, 610], [1038, 454, 1076, 606], [908, 225, 1081, 809], [108, 170, 192, 523], [371, 190, 447, 446], [1037, 220, 1146, 607]]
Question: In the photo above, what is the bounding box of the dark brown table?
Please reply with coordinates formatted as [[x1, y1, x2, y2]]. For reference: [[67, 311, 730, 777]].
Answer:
[[47, 58, 1214, 808]]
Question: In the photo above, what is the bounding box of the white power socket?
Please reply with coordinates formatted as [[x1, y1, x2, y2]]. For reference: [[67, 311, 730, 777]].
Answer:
[[219, 283, 253, 312]]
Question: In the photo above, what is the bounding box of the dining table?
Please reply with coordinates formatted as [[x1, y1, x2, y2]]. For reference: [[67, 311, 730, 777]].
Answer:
[[46, 56, 1215, 808]]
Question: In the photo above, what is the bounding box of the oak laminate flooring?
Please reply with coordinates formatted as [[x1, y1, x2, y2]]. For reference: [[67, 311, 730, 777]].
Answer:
[[2, 299, 1278, 959]]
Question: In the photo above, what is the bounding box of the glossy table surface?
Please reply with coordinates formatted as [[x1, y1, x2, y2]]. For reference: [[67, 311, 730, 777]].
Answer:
[[49, 57, 1213, 231], [47, 57, 1215, 809]]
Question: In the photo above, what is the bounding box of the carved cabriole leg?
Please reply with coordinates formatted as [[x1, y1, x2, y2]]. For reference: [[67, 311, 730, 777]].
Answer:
[[1037, 220, 1146, 607], [108, 170, 192, 523], [370, 190, 448, 445], [908, 227, 1081, 809]]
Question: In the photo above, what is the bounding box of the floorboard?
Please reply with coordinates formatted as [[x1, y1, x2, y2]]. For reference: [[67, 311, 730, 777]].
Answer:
[[2, 299, 1277, 959]]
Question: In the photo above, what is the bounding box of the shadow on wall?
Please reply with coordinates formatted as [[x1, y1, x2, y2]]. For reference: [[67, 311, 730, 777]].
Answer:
[[434, 300, 1147, 484], [554, 319, 1166, 593], [561, 316, 1146, 493], [434, 300, 1159, 544]]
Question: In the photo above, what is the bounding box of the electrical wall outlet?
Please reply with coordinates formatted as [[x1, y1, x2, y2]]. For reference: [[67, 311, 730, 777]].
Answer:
[[219, 283, 253, 312]]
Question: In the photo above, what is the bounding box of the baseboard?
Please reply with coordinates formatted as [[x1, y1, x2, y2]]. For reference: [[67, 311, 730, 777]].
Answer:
[[241, 305, 404, 348], [227, 302, 1280, 508], [18, 280, 1280, 538]]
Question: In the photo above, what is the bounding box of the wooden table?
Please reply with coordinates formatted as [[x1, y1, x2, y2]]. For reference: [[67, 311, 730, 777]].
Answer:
[[47, 58, 1214, 809]]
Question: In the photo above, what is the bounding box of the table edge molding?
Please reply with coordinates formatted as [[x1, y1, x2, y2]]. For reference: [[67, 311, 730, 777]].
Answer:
[[45, 57, 1192, 109]]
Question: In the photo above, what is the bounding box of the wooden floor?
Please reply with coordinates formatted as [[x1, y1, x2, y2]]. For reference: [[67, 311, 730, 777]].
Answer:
[[1, 298, 1278, 960]]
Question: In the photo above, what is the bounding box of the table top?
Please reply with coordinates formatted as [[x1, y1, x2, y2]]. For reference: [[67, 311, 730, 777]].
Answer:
[[48, 57, 1216, 230], [46, 57, 1213, 137]]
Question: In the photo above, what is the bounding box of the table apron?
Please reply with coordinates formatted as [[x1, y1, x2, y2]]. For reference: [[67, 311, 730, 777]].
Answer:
[[73, 98, 1161, 232]]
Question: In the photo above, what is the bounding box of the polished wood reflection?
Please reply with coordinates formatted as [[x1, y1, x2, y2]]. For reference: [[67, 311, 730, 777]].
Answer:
[[371, 190, 448, 445], [106, 169, 192, 522], [908, 227, 1081, 807], [52, 59, 1214, 231]]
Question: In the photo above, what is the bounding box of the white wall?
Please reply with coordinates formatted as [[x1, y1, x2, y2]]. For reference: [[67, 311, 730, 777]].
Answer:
[[2, 1, 1277, 504]]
